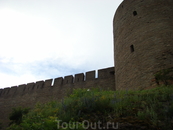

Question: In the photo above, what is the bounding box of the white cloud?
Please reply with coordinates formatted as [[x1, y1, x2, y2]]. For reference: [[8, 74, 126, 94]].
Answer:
[[0, 0, 123, 88], [0, 72, 39, 87]]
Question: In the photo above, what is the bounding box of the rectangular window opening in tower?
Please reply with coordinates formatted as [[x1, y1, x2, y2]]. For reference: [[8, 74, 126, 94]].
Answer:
[[130, 45, 134, 52], [133, 11, 137, 16]]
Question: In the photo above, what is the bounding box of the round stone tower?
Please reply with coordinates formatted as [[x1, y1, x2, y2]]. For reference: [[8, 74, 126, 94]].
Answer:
[[113, 0, 173, 90]]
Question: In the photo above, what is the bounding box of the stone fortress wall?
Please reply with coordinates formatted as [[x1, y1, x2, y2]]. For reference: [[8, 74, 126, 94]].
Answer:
[[1, 0, 173, 128], [0, 67, 115, 128]]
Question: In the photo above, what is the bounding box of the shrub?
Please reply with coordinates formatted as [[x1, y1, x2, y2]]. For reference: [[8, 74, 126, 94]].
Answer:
[[9, 107, 30, 125], [154, 68, 173, 85], [7, 86, 173, 130]]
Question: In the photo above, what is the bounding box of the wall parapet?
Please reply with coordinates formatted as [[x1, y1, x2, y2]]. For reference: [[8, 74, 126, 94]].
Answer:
[[0, 67, 115, 98]]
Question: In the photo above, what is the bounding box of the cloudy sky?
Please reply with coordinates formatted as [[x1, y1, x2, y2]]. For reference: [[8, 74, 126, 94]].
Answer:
[[0, 0, 123, 88]]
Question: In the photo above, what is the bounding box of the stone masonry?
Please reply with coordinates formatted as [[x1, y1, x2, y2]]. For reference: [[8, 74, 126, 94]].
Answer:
[[1, 0, 173, 129], [113, 0, 173, 90], [0, 67, 115, 128]]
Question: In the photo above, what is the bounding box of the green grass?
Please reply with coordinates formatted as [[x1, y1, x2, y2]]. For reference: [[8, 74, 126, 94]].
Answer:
[[7, 85, 173, 130]]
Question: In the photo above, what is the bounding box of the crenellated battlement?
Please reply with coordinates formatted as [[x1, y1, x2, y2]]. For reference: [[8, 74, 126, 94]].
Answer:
[[0, 67, 115, 98], [0, 67, 115, 129]]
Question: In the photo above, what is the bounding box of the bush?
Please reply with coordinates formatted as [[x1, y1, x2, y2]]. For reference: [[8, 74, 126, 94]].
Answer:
[[9, 107, 30, 125], [7, 86, 173, 130], [155, 68, 173, 85], [57, 88, 115, 122]]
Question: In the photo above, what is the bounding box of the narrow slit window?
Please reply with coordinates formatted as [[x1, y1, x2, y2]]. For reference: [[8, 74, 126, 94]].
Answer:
[[130, 45, 134, 52], [133, 11, 137, 16]]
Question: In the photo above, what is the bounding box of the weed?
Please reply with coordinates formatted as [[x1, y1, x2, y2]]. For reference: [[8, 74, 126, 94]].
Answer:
[[7, 85, 173, 130], [9, 107, 30, 125], [154, 68, 173, 85]]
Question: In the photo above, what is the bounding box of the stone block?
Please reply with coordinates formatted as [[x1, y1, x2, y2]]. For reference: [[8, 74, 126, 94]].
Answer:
[[74, 73, 84, 83], [86, 71, 95, 81]]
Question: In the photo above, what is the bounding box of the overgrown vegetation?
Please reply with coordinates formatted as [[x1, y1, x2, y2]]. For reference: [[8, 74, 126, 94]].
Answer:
[[154, 68, 173, 85], [9, 107, 30, 126], [7, 85, 173, 130]]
